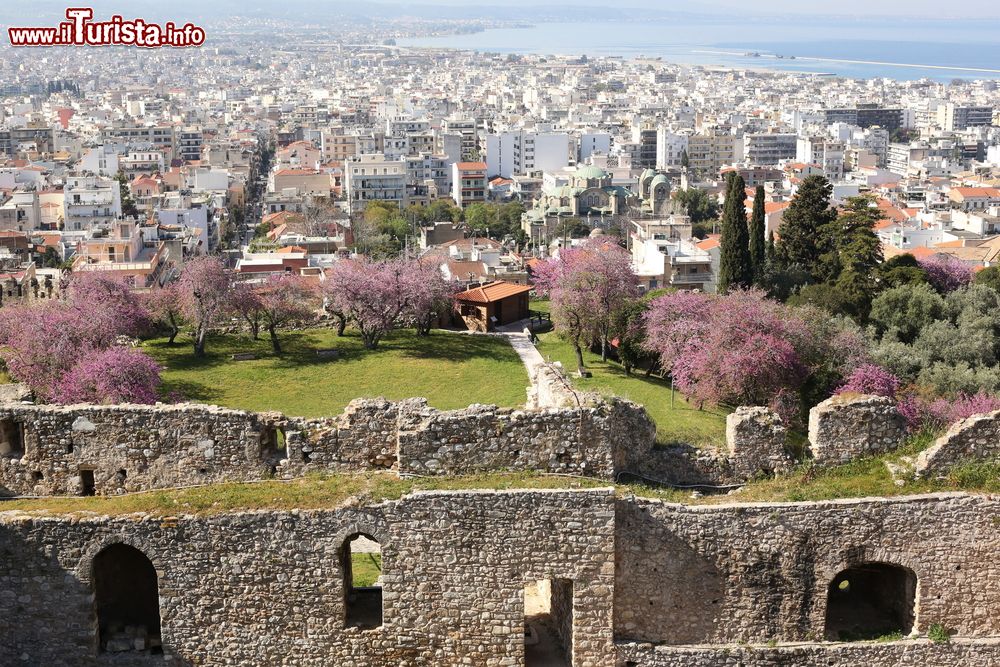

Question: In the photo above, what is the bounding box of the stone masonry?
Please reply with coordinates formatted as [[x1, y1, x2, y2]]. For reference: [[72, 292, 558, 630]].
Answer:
[[3, 490, 1000, 666], [914, 408, 1000, 476], [726, 406, 792, 479], [0, 397, 657, 496], [808, 394, 907, 464]]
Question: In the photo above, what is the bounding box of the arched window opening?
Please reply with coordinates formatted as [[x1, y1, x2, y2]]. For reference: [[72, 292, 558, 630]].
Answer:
[[343, 533, 382, 629], [93, 543, 163, 655], [524, 578, 573, 666], [824, 562, 916, 641]]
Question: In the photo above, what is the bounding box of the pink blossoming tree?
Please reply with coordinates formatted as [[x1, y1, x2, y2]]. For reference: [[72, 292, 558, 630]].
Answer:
[[324, 257, 412, 349], [53, 347, 162, 405], [532, 239, 638, 372], [178, 256, 234, 357], [144, 281, 184, 344], [404, 259, 456, 336], [256, 274, 320, 352], [644, 289, 864, 423], [919, 255, 974, 294], [0, 273, 158, 402]]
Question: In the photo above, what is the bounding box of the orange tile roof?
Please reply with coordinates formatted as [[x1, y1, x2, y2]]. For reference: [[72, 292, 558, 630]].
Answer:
[[455, 280, 532, 304], [457, 162, 487, 170], [696, 237, 720, 250]]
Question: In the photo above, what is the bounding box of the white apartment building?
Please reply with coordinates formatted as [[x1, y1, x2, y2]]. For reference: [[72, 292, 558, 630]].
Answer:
[[63, 174, 122, 231], [656, 129, 688, 169], [578, 132, 612, 162], [485, 130, 572, 178], [796, 137, 846, 181], [345, 154, 408, 210]]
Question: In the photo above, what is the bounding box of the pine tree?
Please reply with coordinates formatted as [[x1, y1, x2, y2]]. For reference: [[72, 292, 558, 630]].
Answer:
[[774, 175, 836, 276], [749, 185, 766, 285], [717, 172, 752, 293]]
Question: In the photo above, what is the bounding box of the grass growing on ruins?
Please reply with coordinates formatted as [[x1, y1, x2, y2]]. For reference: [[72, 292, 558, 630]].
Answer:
[[533, 330, 728, 448], [146, 328, 528, 417], [0, 472, 611, 516]]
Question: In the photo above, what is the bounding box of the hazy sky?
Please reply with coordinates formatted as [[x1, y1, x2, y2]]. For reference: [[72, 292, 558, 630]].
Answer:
[[373, 0, 1000, 19], [11, 0, 1000, 22]]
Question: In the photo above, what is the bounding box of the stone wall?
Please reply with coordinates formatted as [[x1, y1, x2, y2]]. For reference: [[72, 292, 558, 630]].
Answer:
[[914, 409, 1000, 476], [0, 403, 278, 497], [0, 397, 657, 496], [808, 394, 906, 464], [0, 489, 616, 667], [526, 362, 580, 410], [616, 639, 1000, 667], [726, 407, 792, 479], [614, 493, 1000, 648], [3, 490, 1000, 666]]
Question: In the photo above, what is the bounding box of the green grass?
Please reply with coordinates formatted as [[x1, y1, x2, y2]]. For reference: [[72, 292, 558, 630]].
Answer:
[[3, 461, 999, 516], [0, 471, 610, 516], [351, 552, 382, 587], [146, 328, 528, 417], [533, 330, 728, 448]]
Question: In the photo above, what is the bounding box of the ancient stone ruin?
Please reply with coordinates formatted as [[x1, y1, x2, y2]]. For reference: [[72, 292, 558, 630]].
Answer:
[[3, 490, 1000, 666]]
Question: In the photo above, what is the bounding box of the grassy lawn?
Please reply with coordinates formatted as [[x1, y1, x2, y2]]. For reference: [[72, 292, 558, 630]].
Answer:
[[351, 552, 382, 587], [533, 330, 728, 448], [146, 328, 528, 417]]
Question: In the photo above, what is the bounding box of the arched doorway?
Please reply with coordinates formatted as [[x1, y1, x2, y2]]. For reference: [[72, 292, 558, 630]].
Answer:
[[824, 562, 916, 641], [92, 543, 163, 654]]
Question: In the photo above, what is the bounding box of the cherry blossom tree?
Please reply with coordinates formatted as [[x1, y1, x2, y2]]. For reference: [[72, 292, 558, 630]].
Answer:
[[145, 281, 184, 344], [52, 347, 162, 404], [919, 255, 973, 294], [324, 257, 411, 349], [0, 273, 157, 401], [835, 364, 901, 399], [230, 280, 264, 340], [644, 289, 863, 423], [66, 272, 151, 341], [256, 274, 320, 352], [178, 256, 234, 357], [532, 239, 638, 371], [404, 259, 456, 336]]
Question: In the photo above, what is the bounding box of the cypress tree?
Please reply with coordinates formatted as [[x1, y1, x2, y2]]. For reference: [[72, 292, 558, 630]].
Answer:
[[717, 172, 752, 293], [774, 175, 836, 275], [749, 185, 766, 285]]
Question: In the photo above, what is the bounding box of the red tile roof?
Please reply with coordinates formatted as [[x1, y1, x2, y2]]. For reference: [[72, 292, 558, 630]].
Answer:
[[455, 280, 532, 304]]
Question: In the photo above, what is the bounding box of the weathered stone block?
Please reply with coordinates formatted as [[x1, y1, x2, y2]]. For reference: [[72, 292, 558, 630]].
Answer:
[[808, 394, 905, 464]]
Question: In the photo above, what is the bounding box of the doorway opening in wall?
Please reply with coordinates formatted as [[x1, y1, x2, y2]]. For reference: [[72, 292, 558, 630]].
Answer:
[[93, 543, 163, 655], [824, 562, 917, 641], [259, 424, 286, 474], [80, 468, 96, 496], [524, 578, 573, 667], [0, 418, 24, 457], [342, 533, 383, 629]]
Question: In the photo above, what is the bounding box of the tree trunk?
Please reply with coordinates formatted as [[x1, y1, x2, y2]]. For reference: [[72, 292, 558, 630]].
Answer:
[[573, 341, 585, 375], [194, 325, 207, 357], [335, 313, 347, 336], [167, 313, 179, 345], [600, 338, 608, 362], [268, 325, 281, 353]]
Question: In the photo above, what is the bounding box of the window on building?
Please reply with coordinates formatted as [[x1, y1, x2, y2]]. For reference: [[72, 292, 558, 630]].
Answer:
[[343, 533, 383, 629], [0, 418, 24, 458], [824, 562, 916, 641], [93, 544, 162, 655]]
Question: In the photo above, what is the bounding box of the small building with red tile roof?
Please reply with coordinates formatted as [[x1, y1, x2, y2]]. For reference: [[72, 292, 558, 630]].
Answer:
[[454, 280, 533, 332]]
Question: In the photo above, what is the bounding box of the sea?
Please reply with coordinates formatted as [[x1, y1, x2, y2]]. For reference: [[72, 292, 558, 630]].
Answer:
[[396, 17, 1000, 82]]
